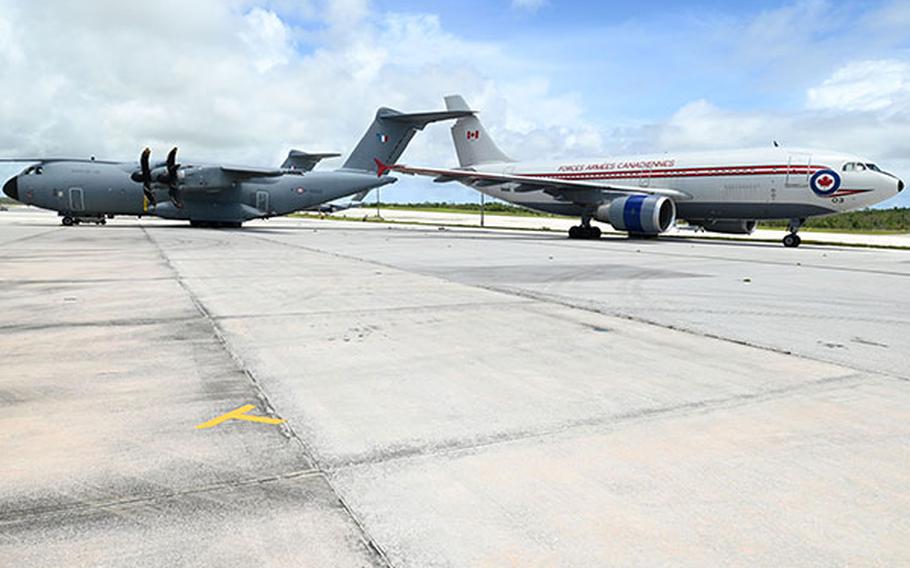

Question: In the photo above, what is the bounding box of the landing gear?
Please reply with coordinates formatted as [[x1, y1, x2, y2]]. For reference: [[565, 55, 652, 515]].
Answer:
[[189, 220, 243, 229], [568, 217, 601, 240], [61, 216, 74, 226], [783, 233, 801, 248], [783, 218, 804, 248]]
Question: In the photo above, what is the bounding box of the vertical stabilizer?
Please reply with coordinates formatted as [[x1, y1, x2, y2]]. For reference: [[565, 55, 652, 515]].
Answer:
[[444, 95, 514, 167], [342, 107, 474, 173]]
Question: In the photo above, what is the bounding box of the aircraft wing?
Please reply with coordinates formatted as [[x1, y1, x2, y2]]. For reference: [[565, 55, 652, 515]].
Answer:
[[0, 158, 123, 165], [220, 166, 287, 179], [388, 163, 691, 201]]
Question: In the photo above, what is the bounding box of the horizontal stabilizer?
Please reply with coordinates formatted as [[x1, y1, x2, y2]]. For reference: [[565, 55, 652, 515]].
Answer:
[[379, 109, 476, 128], [342, 106, 476, 173], [281, 150, 341, 172]]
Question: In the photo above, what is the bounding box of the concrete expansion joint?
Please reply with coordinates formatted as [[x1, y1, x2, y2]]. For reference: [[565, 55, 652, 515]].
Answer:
[[325, 370, 871, 473], [0, 469, 323, 522], [0, 226, 62, 248], [138, 227, 393, 568], [476, 283, 910, 383]]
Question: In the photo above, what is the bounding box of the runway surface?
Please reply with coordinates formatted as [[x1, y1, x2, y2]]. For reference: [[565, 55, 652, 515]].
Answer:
[[1, 209, 908, 567]]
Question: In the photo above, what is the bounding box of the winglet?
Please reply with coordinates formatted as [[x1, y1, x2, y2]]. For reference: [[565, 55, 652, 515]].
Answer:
[[374, 158, 392, 177]]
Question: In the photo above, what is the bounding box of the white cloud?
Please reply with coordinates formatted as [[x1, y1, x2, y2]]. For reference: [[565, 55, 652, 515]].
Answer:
[[0, 0, 590, 205], [807, 59, 910, 113], [240, 8, 295, 73], [1, 1, 908, 209]]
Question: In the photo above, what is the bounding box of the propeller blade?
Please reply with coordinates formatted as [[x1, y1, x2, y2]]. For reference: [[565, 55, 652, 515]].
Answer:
[[166, 147, 179, 178], [137, 147, 156, 206], [169, 187, 184, 209], [165, 147, 183, 208], [141, 147, 151, 179]]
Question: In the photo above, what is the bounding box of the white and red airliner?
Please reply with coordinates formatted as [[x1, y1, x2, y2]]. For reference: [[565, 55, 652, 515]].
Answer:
[[382, 95, 903, 247]]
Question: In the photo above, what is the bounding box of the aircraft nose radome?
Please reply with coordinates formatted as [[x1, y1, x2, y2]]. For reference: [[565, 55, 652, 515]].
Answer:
[[2, 176, 18, 200], [899, 179, 904, 193]]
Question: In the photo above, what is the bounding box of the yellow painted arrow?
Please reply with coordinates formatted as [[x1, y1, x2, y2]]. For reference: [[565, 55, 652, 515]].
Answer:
[[196, 404, 285, 429]]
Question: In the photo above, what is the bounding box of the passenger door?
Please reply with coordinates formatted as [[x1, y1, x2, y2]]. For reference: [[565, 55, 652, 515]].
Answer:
[[786, 153, 812, 188]]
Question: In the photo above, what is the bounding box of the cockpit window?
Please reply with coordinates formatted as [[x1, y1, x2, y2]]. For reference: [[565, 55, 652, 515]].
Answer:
[[865, 163, 881, 172], [23, 165, 43, 175], [842, 162, 866, 172]]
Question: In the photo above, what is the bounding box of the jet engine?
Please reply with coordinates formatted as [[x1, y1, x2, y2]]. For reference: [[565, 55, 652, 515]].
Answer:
[[690, 219, 757, 235], [595, 195, 676, 235]]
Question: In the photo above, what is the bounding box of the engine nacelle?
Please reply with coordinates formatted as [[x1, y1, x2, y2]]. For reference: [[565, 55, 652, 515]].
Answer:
[[690, 219, 757, 235], [595, 195, 676, 235]]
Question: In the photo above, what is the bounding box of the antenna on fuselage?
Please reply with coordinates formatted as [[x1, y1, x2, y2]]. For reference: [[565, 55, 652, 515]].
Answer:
[[773, 141, 779, 148]]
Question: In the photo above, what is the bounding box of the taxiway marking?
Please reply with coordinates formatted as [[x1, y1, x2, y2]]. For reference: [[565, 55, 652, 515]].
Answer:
[[196, 404, 285, 429]]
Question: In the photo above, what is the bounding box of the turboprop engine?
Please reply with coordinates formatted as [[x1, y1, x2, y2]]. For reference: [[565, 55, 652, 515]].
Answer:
[[691, 219, 757, 235], [595, 195, 676, 235]]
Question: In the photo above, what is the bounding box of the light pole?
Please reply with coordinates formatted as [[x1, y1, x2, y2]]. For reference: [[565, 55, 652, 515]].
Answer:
[[480, 191, 485, 228]]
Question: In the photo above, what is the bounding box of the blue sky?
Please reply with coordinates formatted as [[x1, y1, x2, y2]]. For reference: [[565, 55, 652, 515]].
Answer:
[[1, 0, 909, 207]]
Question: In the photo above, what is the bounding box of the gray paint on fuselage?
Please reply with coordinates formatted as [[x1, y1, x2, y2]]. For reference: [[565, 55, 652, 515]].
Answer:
[[13, 162, 394, 222]]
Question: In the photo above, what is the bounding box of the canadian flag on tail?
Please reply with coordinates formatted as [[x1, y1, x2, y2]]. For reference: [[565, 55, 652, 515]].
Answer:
[[466, 130, 480, 140]]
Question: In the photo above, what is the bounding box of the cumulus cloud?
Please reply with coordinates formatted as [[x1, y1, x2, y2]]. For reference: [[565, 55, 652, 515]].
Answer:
[[807, 59, 910, 113], [1, 1, 908, 208], [0, 0, 587, 202]]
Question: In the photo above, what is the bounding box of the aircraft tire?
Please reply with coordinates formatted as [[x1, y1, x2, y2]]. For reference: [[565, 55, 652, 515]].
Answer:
[[62, 216, 74, 226], [588, 226, 602, 239], [100, 218, 106, 226], [783, 234, 801, 248], [568, 226, 581, 239]]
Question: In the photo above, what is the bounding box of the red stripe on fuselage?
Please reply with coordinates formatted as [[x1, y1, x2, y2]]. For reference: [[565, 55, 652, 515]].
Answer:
[[523, 164, 828, 181]]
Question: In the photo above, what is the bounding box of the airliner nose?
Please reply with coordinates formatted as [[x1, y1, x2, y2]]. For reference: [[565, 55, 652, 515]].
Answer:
[[899, 179, 904, 193], [2, 176, 18, 200]]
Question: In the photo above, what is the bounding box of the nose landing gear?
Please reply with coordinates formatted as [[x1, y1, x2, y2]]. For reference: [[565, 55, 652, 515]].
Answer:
[[783, 218, 804, 248]]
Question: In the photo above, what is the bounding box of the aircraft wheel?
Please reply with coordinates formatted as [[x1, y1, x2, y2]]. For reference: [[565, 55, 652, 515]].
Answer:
[[62, 216, 74, 226], [783, 234, 801, 248], [588, 226, 602, 239], [100, 218, 106, 225], [568, 226, 581, 239]]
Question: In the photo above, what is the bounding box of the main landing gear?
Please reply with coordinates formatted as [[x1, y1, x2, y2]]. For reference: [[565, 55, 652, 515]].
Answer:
[[61, 215, 106, 226], [783, 218, 804, 248], [568, 216, 601, 240]]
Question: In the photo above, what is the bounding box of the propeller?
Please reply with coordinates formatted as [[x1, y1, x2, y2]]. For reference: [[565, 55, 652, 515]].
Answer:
[[130, 147, 157, 205], [130, 146, 183, 208], [164, 147, 183, 208]]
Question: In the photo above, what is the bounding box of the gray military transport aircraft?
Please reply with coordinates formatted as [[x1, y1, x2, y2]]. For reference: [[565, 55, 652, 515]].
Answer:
[[1, 105, 471, 227]]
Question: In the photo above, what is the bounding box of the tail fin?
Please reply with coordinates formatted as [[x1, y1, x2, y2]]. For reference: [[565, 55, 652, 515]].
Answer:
[[444, 95, 514, 167], [342, 106, 474, 173]]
